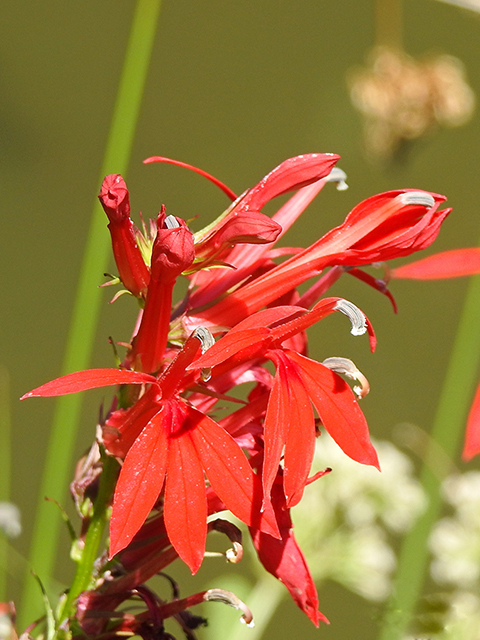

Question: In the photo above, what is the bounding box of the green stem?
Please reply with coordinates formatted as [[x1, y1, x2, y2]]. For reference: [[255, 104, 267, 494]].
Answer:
[[378, 275, 480, 640], [58, 456, 118, 624], [20, 0, 163, 627], [0, 367, 12, 601]]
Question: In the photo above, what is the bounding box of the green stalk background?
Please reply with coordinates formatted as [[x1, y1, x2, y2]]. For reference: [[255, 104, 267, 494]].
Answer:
[[20, 0, 163, 626], [379, 275, 480, 638]]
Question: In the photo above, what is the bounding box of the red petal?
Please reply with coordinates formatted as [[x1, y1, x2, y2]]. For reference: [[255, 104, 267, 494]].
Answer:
[[21, 369, 157, 399], [261, 364, 288, 509], [164, 430, 207, 574], [288, 351, 379, 469], [249, 485, 328, 626], [463, 382, 480, 461], [103, 385, 162, 457], [110, 409, 168, 558], [237, 154, 340, 212], [188, 406, 279, 538], [189, 327, 271, 369], [197, 211, 282, 251], [267, 351, 316, 508], [392, 248, 480, 280], [346, 268, 398, 313], [189, 306, 307, 370]]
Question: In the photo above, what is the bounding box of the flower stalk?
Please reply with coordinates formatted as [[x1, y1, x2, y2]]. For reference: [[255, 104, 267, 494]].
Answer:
[[20, 0, 163, 626]]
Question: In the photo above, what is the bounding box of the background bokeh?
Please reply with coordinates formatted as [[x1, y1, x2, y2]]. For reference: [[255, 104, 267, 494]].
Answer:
[[2, 0, 480, 637]]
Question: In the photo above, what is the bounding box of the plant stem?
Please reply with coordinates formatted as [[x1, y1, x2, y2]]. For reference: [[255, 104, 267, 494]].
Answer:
[[20, 0, 163, 627], [58, 455, 118, 623], [0, 367, 12, 600], [378, 275, 480, 639]]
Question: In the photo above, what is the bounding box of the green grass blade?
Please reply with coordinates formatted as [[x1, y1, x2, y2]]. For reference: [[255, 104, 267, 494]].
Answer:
[[378, 275, 480, 639], [20, 0, 163, 627], [0, 367, 12, 601]]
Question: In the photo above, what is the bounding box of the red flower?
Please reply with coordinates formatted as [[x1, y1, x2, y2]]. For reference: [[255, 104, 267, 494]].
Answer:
[[22, 332, 279, 574], [128, 210, 195, 373], [146, 154, 341, 310], [189, 299, 379, 510], [99, 175, 151, 299], [24, 154, 454, 629], [191, 189, 450, 328]]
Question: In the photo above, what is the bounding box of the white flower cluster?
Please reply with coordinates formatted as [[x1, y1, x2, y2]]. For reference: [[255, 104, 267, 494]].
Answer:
[[0, 502, 21, 538], [292, 434, 426, 601], [422, 472, 480, 639]]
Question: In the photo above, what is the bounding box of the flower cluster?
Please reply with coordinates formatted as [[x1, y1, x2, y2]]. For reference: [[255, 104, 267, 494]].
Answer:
[[23, 153, 450, 636]]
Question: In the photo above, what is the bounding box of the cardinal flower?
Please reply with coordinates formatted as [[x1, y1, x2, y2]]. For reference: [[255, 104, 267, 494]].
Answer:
[[145, 153, 342, 309], [22, 330, 279, 573], [189, 298, 379, 510], [190, 189, 450, 329]]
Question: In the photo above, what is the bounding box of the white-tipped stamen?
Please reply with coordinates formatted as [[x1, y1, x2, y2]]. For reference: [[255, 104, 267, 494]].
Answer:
[[192, 327, 215, 381], [322, 357, 370, 398], [204, 589, 254, 626], [193, 326, 215, 352], [334, 300, 367, 336], [164, 215, 180, 229], [326, 167, 348, 191], [397, 192, 435, 208]]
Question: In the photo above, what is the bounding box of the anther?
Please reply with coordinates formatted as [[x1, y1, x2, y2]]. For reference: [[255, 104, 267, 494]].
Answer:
[[334, 300, 367, 336], [164, 215, 180, 229], [322, 357, 370, 398], [397, 192, 435, 208], [326, 167, 348, 191], [192, 327, 215, 381]]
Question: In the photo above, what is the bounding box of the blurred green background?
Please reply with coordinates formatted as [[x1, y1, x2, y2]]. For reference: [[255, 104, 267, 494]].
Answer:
[[2, 0, 480, 637]]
